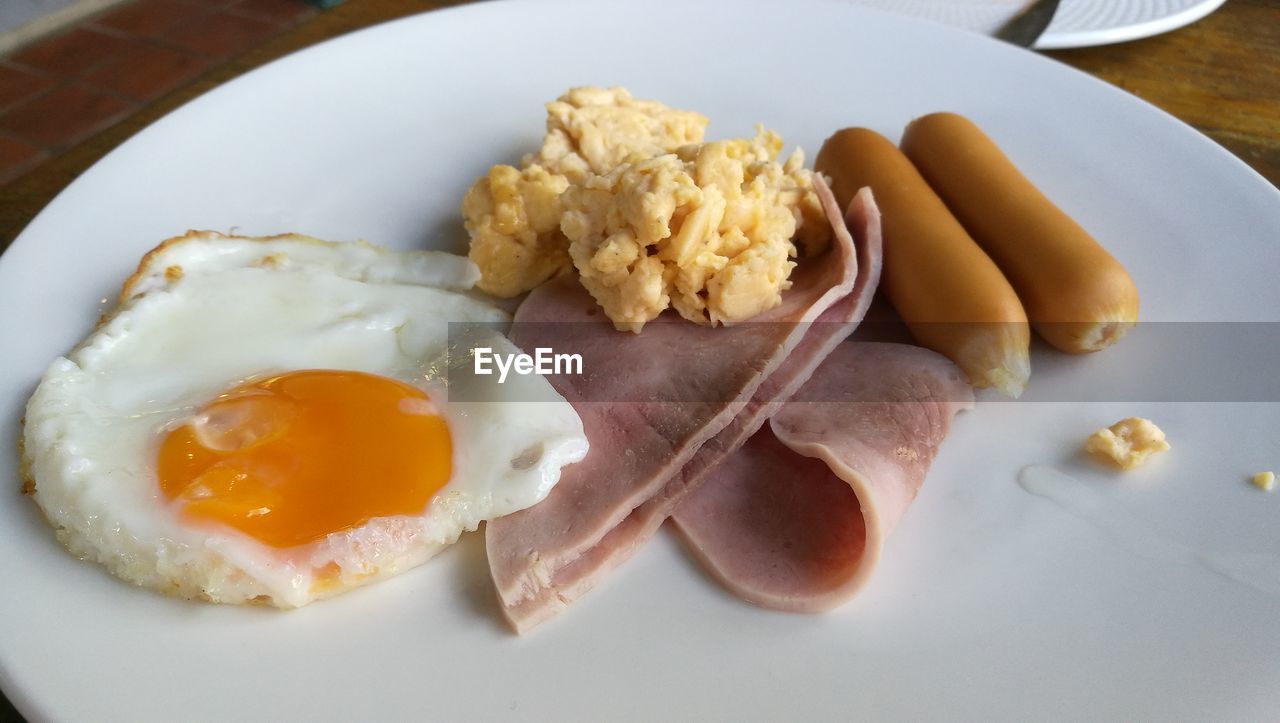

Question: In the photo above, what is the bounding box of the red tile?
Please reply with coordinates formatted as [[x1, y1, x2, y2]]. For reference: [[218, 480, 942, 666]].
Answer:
[[228, 0, 316, 25], [165, 11, 278, 58], [8, 28, 138, 77], [0, 85, 134, 148], [82, 44, 209, 101], [0, 157, 47, 184], [0, 134, 44, 183], [0, 64, 56, 111], [92, 0, 206, 38]]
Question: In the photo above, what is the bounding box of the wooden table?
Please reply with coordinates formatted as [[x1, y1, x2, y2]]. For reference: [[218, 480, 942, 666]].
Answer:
[[1, 0, 1276, 251]]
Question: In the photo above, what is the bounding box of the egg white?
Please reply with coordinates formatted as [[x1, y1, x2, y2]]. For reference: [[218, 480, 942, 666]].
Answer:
[[22, 233, 587, 607]]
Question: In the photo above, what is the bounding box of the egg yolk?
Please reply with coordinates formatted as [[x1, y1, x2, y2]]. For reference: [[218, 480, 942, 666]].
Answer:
[[157, 370, 451, 548]]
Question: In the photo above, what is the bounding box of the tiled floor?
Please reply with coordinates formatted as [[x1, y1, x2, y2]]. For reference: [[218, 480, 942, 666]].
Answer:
[[0, 0, 81, 35], [0, 0, 319, 184]]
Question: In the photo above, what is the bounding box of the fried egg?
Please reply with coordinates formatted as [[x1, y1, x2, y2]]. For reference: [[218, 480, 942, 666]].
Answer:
[[22, 232, 588, 607]]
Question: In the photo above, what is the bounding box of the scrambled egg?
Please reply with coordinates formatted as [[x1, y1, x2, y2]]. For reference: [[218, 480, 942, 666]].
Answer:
[[1251, 471, 1275, 492], [561, 129, 827, 330], [1084, 417, 1170, 470], [531, 86, 709, 183], [461, 165, 571, 298], [462, 87, 830, 331], [463, 87, 708, 298]]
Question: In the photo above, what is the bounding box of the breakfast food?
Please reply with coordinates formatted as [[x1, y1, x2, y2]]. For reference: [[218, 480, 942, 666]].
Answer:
[[463, 87, 708, 298], [816, 127, 1031, 397], [22, 232, 587, 607], [671, 342, 973, 611], [562, 129, 828, 330], [487, 183, 882, 632], [1084, 417, 1169, 470], [462, 164, 571, 297], [464, 86, 829, 332], [1252, 471, 1275, 492], [901, 113, 1139, 354], [20, 90, 1162, 635]]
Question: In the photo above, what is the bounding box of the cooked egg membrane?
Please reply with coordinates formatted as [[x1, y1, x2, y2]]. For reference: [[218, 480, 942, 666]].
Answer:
[[23, 233, 587, 607], [121, 232, 481, 301]]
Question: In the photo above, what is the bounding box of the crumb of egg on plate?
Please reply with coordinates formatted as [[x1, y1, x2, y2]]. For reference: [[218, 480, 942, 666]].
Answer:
[[462, 86, 831, 332], [1084, 417, 1169, 470], [21, 231, 588, 607], [1252, 471, 1275, 492]]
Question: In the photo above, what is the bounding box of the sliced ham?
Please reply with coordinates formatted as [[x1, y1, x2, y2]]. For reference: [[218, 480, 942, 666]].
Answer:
[[670, 342, 974, 612], [487, 182, 883, 633]]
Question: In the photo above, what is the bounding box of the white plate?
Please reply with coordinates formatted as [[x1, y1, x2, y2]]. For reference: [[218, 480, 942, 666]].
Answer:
[[845, 0, 1229, 48], [2, 1, 1279, 720]]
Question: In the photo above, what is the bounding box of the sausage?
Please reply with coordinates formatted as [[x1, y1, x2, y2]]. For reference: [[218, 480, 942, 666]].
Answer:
[[900, 112, 1139, 354], [816, 128, 1031, 397]]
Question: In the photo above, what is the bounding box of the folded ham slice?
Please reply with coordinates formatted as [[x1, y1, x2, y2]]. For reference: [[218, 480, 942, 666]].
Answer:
[[670, 342, 974, 612], [487, 182, 883, 633]]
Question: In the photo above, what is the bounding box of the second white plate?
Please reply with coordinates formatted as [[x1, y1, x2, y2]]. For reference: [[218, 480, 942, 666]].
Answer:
[[845, 0, 1229, 48]]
